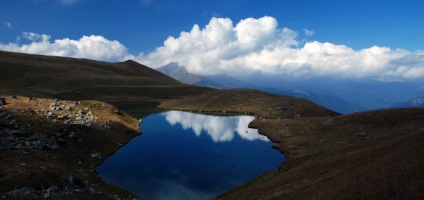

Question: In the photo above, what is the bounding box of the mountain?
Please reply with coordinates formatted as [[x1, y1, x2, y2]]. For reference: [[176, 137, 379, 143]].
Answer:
[[157, 62, 225, 88], [0, 51, 214, 102], [156, 63, 364, 114], [276, 89, 365, 114], [392, 97, 424, 108]]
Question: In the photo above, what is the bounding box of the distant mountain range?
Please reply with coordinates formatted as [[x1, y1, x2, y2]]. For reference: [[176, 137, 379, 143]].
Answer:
[[157, 62, 222, 88], [157, 62, 249, 89], [156, 62, 424, 114], [157, 62, 366, 114], [392, 97, 424, 108]]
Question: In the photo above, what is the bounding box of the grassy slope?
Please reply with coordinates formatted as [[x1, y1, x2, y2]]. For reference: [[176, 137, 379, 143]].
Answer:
[[0, 50, 214, 102]]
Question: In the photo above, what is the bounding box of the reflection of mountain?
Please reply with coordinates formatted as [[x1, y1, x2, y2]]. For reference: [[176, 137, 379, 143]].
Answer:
[[163, 111, 268, 142]]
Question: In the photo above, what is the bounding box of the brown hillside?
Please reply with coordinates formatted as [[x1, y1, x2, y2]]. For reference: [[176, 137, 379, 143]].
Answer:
[[159, 88, 339, 118], [0, 51, 214, 102], [218, 108, 424, 199], [160, 93, 424, 199]]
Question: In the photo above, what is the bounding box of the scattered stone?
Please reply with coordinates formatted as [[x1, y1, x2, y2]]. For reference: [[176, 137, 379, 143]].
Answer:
[[358, 128, 368, 138], [271, 143, 281, 149], [43, 188, 51, 198], [57, 114, 68, 120], [47, 112, 55, 119], [68, 132, 77, 139], [91, 152, 102, 158]]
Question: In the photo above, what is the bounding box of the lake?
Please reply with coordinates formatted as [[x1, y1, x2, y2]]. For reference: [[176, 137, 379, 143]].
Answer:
[[97, 110, 284, 200]]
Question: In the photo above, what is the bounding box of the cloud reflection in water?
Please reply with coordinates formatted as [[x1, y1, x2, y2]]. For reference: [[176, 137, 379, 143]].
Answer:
[[163, 111, 269, 142]]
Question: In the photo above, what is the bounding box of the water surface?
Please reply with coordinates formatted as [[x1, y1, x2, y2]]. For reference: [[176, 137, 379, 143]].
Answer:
[[97, 110, 283, 200]]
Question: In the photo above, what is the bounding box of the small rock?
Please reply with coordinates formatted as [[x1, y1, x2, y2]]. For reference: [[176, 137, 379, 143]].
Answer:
[[43, 188, 51, 198], [47, 112, 55, 118], [58, 115, 68, 120], [358, 131, 367, 137], [91, 152, 102, 158], [68, 132, 77, 139]]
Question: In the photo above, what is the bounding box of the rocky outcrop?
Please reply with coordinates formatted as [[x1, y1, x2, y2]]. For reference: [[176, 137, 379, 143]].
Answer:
[[0, 96, 141, 200]]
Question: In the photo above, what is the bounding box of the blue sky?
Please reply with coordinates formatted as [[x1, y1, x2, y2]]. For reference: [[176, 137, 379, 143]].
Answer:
[[1, 0, 424, 80]]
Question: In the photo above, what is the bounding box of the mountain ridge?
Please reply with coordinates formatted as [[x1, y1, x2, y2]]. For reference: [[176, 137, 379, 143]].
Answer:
[[0, 50, 214, 102]]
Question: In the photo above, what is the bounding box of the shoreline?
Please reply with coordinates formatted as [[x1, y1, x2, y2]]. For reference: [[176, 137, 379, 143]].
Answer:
[[158, 90, 424, 199]]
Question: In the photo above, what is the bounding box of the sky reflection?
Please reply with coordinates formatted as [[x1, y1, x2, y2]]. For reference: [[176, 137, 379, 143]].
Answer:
[[163, 111, 268, 142], [97, 111, 283, 200]]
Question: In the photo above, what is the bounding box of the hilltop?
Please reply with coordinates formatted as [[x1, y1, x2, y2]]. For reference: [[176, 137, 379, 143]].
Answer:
[[0, 50, 214, 102]]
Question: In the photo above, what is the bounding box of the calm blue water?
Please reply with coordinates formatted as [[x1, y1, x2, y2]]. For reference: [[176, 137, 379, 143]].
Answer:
[[97, 111, 284, 200]]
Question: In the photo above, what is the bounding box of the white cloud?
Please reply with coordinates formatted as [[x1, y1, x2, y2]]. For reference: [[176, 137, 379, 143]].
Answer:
[[304, 28, 314, 37], [135, 16, 424, 81], [1, 16, 423, 81], [0, 32, 131, 61]]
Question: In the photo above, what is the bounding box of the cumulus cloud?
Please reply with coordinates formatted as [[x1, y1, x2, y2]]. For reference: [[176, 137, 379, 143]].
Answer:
[[163, 111, 268, 143], [136, 16, 424, 81], [1, 16, 423, 81], [0, 32, 131, 61]]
